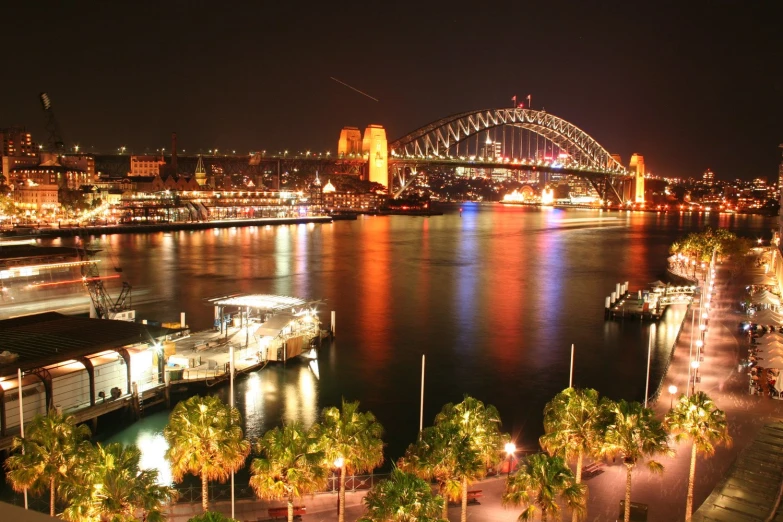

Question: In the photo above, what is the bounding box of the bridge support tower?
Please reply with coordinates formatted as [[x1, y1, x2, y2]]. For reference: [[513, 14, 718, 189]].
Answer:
[[629, 153, 645, 203], [362, 125, 388, 189]]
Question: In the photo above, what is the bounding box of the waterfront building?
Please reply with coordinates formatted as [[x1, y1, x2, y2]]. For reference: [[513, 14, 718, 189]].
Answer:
[[320, 180, 384, 212], [703, 168, 715, 186], [10, 160, 90, 191], [129, 155, 166, 177], [12, 181, 59, 212], [0, 312, 168, 445], [119, 188, 323, 223]]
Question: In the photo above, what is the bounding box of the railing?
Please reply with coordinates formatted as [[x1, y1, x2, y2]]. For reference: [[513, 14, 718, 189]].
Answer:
[[174, 473, 390, 504]]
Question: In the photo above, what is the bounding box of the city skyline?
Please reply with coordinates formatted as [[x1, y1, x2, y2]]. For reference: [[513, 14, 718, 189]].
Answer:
[[2, 1, 781, 181]]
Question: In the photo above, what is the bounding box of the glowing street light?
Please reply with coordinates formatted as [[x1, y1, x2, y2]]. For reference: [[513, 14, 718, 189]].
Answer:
[[668, 384, 678, 409], [504, 442, 516, 477]]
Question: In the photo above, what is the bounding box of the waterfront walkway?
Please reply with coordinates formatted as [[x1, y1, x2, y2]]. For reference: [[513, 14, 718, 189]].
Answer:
[[167, 257, 783, 522]]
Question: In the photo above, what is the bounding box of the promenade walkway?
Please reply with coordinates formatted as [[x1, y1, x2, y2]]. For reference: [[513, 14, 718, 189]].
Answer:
[[168, 258, 783, 522]]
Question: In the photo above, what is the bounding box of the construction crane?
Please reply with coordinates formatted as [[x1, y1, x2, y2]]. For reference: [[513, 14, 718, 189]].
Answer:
[[77, 243, 133, 320], [39, 92, 65, 153]]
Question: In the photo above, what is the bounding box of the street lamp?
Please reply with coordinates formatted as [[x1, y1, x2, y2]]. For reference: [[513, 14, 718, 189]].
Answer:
[[668, 385, 678, 409], [504, 442, 516, 477], [691, 360, 701, 393], [334, 457, 344, 517]]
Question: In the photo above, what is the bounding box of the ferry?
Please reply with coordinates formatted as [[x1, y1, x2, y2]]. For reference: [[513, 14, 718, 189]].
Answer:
[[0, 239, 95, 318]]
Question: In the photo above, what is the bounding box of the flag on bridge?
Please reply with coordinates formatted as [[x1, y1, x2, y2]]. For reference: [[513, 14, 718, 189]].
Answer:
[[512, 95, 516, 107]]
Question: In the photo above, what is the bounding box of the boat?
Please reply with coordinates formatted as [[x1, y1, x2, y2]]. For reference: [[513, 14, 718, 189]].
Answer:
[[0, 239, 95, 318]]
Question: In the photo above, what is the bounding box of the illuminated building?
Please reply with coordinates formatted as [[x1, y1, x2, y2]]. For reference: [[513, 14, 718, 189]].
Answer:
[[10, 158, 91, 190], [1, 127, 40, 183], [129, 155, 166, 177], [320, 179, 384, 212], [480, 135, 502, 159], [779, 145, 783, 238], [703, 168, 715, 186], [12, 180, 59, 211]]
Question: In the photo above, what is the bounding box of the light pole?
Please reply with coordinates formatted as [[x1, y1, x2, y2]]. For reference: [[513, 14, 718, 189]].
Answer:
[[504, 442, 516, 477], [334, 457, 344, 520], [691, 360, 700, 394], [668, 384, 678, 409]]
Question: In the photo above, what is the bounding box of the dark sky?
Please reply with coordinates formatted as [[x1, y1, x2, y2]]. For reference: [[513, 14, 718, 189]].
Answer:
[[2, 1, 781, 181]]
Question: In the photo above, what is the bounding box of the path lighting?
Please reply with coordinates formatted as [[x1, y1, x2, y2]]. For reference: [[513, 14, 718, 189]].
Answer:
[[668, 384, 678, 409], [702, 312, 709, 319], [504, 442, 516, 477], [334, 456, 344, 469], [699, 324, 707, 332]]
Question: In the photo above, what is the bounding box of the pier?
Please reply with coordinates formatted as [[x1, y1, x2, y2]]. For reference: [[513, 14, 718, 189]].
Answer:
[[605, 281, 697, 321]]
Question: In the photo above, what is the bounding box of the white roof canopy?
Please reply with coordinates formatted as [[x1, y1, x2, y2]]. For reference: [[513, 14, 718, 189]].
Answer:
[[208, 294, 311, 312]]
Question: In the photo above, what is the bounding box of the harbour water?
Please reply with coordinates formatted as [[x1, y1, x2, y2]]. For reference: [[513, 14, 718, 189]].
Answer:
[[27, 205, 778, 477]]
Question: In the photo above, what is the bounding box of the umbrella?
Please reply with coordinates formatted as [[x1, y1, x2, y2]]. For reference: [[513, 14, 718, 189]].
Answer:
[[761, 355, 783, 370], [751, 293, 780, 306], [750, 275, 778, 286], [752, 309, 783, 324], [755, 333, 783, 344]]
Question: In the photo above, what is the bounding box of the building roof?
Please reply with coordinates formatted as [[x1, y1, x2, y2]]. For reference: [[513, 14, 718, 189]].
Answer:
[[0, 312, 166, 376], [692, 422, 783, 521], [255, 313, 295, 337], [207, 294, 311, 312]]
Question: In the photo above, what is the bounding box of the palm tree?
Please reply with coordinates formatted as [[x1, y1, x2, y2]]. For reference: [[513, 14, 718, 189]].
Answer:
[[250, 422, 328, 522], [664, 392, 731, 521], [4, 409, 92, 516], [539, 387, 604, 522], [398, 424, 462, 520], [358, 466, 446, 522], [62, 442, 174, 522], [164, 395, 251, 513], [318, 399, 385, 522], [434, 395, 504, 522], [502, 453, 586, 522], [601, 400, 672, 522]]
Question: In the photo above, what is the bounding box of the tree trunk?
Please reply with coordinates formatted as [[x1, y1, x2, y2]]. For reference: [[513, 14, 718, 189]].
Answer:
[[542, 507, 548, 522], [288, 496, 294, 522], [201, 469, 209, 513], [440, 482, 448, 520], [50, 477, 55, 517], [624, 464, 633, 522], [461, 477, 468, 522], [572, 449, 584, 522], [686, 443, 697, 521], [338, 464, 346, 522]]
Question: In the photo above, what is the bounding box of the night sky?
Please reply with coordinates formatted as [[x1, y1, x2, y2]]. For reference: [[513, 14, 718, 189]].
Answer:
[[2, 1, 781, 181]]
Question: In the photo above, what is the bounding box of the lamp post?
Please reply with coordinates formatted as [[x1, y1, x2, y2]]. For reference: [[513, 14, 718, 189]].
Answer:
[[334, 457, 344, 519], [504, 442, 516, 477], [668, 384, 678, 409], [691, 360, 700, 394]]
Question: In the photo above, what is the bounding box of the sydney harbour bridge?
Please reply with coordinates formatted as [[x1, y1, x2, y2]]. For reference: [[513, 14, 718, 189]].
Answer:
[[94, 108, 645, 204]]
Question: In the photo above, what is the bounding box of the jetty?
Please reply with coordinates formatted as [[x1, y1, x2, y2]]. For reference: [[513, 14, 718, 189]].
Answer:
[[605, 281, 697, 321]]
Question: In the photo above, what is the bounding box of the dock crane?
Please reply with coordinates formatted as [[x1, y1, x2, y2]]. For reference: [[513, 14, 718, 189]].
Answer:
[[39, 92, 66, 154], [77, 243, 133, 320]]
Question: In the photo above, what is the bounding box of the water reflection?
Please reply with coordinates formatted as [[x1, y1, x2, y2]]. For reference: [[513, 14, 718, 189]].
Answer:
[[74, 207, 774, 477]]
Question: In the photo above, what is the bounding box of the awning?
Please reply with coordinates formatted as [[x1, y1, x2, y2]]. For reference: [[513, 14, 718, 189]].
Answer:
[[254, 313, 295, 338]]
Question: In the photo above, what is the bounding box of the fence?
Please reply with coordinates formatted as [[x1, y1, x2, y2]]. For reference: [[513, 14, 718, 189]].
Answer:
[[174, 473, 390, 504]]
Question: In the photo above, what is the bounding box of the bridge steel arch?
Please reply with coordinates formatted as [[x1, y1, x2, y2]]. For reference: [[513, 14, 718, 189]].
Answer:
[[389, 108, 626, 175]]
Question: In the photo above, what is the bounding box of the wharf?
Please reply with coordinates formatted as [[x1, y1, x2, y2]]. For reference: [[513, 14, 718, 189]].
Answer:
[[164, 324, 331, 390], [605, 282, 697, 321], [0, 215, 333, 238]]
